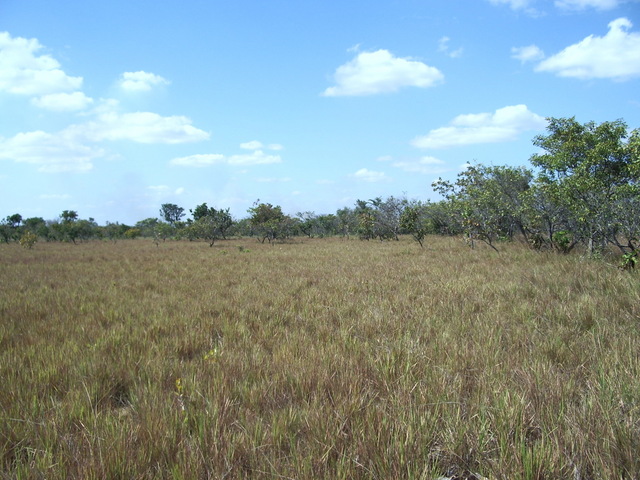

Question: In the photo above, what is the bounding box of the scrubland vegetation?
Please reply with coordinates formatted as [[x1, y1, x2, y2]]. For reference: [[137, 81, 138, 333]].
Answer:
[[1, 236, 639, 479]]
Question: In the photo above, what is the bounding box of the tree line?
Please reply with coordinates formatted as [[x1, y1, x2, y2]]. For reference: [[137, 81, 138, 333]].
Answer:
[[2, 117, 639, 267]]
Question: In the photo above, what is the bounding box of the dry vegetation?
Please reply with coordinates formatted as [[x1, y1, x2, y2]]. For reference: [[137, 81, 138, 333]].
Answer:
[[1, 236, 639, 479]]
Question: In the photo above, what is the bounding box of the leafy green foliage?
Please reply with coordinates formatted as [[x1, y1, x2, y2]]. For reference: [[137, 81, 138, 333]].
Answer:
[[247, 202, 295, 243], [159, 203, 185, 226], [188, 204, 233, 246]]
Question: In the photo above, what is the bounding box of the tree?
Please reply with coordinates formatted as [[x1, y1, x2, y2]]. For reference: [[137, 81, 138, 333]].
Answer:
[[23, 217, 49, 239], [0, 214, 23, 243], [336, 207, 357, 239], [400, 201, 432, 248], [247, 202, 292, 243], [433, 164, 533, 251], [189, 204, 234, 246], [159, 203, 185, 226], [60, 210, 78, 223], [296, 211, 319, 238], [135, 218, 160, 237], [529, 117, 640, 255]]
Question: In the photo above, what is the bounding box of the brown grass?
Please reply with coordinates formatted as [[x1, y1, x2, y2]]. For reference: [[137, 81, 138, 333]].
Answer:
[[1, 236, 639, 479]]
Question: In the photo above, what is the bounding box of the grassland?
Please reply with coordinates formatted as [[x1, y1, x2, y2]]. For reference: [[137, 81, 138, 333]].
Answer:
[[1, 236, 639, 479]]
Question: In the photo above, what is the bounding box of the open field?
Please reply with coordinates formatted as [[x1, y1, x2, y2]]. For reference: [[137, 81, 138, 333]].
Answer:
[[1, 237, 639, 479]]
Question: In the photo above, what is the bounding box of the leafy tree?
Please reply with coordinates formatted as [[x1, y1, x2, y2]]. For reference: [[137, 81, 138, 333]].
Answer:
[[530, 117, 639, 255], [159, 203, 185, 226], [60, 210, 78, 223], [316, 214, 338, 237], [247, 202, 292, 243], [124, 228, 142, 239], [336, 207, 358, 239], [135, 218, 160, 237], [189, 204, 234, 246], [103, 222, 129, 243], [433, 164, 532, 251], [296, 211, 319, 238], [23, 217, 49, 239], [19, 231, 38, 249], [400, 201, 432, 248]]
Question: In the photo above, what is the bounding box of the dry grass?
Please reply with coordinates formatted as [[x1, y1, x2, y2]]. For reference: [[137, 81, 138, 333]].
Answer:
[[1, 236, 639, 479]]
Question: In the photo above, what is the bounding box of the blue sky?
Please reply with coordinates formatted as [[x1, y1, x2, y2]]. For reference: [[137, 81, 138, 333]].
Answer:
[[1, 0, 639, 224]]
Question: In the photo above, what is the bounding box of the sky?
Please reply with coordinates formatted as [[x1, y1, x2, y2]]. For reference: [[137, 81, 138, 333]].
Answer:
[[1, 0, 640, 224]]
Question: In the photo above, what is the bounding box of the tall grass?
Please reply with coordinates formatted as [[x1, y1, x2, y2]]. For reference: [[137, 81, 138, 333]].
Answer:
[[1, 237, 639, 479]]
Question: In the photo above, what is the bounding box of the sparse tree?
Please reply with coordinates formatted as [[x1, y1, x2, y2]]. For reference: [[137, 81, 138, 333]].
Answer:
[[159, 203, 185, 226]]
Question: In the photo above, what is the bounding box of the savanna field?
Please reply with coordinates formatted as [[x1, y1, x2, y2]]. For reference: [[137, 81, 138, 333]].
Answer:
[[1, 237, 639, 479]]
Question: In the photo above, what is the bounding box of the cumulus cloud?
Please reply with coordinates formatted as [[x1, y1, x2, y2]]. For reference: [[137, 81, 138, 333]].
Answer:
[[0, 130, 103, 173], [555, 0, 621, 9], [240, 140, 284, 151], [387, 156, 448, 175], [511, 45, 545, 63], [67, 111, 210, 144], [228, 150, 282, 166], [0, 31, 83, 96], [31, 91, 94, 111], [535, 18, 640, 80], [118, 71, 170, 92], [171, 150, 282, 167], [351, 168, 390, 182], [170, 154, 225, 167], [411, 104, 546, 149], [1, 101, 210, 172], [323, 49, 444, 96]]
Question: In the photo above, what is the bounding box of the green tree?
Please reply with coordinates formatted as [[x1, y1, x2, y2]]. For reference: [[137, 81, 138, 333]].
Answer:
[[23, 217, 49, 239], [189, 204, 234, 246], [159, 203, 185, 226], [135, 218, 160, 237], [529, 117, 639, 255], [400, 201, 432, 248], [0, 213, 23, 243], [433, 164, 533, 251], [247, 202, 291, 243]]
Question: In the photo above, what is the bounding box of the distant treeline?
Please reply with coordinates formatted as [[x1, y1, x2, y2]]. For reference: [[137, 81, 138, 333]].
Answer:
[[2, 117, 639, 267]]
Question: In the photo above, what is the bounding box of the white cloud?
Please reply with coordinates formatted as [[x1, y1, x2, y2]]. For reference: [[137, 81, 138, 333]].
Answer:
[[555, 0, 620, 10], [31, 91, 94, 111], [392, 156, 448, 175], [228, 150, 282, 166], [438, 37, 463, 58], [170, 154, 225, 167], [0, 130, 102, 173], [240, 140, 263, 150], [171, 150, 282, 167], [240, 140, 283, 151], [511, 45, 545, 63], [118, 71, 170, 92], [351, 168, 390, 182], [175, 187, 185, 195], [323, 49, 444, 96], [412, 104, 546, 149], [487, 0, 534, 10], [535, 18, 640, 80], [68, 111, 210, 144], [147, 185, 170, 191], [0, 32, 83, 96]]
